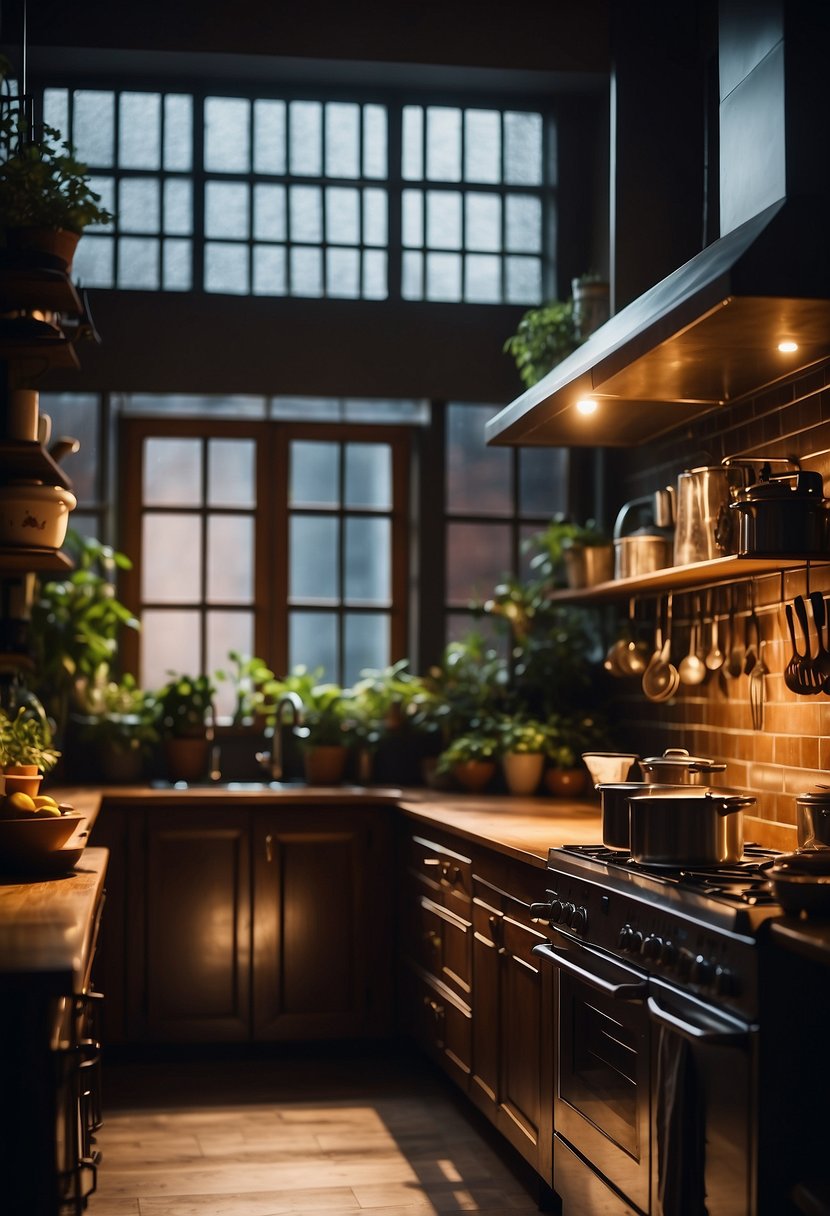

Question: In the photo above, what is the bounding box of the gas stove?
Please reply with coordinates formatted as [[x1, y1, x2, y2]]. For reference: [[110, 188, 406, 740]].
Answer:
[[535, 842, 785, 1021]]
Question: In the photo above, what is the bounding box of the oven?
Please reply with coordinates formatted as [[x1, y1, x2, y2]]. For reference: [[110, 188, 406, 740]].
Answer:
[[532, 845, 778, 1216]]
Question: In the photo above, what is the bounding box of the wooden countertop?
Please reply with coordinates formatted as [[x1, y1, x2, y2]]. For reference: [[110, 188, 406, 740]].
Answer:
[[0, 847, 107, 993]]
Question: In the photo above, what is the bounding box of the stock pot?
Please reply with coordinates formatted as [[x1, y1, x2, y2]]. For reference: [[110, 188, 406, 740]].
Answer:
[[627, 788, 755, 866], [598, 782, 685, 850], [639, 747, 726, 785], [796, 790, 830, 850]]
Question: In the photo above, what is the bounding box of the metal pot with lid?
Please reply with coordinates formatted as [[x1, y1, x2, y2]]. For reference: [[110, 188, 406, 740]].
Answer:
[[729, 457, 829, 557], [763, 850, 830, 915], [673, 462, 751, 565], [613, 491, 674, 579], [795, 789, 830, 850], [597, 781, 688, 851], [639, 747, 726, 785], [628, 787, 755, 867]]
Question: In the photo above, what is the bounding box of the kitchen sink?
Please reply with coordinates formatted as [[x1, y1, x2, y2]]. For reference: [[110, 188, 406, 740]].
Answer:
[[151, 780, 309, 791]]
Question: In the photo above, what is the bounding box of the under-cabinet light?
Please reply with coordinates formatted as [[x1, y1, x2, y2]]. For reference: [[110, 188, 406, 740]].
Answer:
[[576, 398, 599, 416], [777, 340, 798, 353]]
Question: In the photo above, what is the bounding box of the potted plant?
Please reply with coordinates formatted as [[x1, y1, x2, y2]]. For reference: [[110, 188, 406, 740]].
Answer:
[[0, 705, 60, 798], [503, 298, 579, 389], [570, 272, 610, 339], [524, 515, 612, 589], [496, 716, 550, 796], [544, 711, 611, 797], [436, 726, 500, 793], [350, 659, 435, 784], [152, 672, 216, 784], [0, 83, 114, 269], [72, 674, 159, 784], [270, 667, 356, 785]]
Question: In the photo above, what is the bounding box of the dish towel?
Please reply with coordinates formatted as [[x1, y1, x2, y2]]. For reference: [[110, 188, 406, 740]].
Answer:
[[656, 1024, 708, 1216]]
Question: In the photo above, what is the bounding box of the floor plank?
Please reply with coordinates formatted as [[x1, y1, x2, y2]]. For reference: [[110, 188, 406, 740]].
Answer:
[[85, 1049, 547, 1216]]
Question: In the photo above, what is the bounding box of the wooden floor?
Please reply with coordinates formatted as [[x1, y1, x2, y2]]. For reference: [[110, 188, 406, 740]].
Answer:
[[86, 1047, 549, 1215]]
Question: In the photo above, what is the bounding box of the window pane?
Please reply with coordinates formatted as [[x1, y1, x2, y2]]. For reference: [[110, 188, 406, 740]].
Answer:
[[253, 245, 286, 295], [446, 522, 511, 606], [345, 518, 390, 603], [345, 444, 391, 509], [363, 249, 387, 299], [141, 610, 201, 691], [119, 179, 161, 233], [208, 612, 254, 718], [363, 105, 387, 179], [289, 101, 322, 176], [289, 185, 322, 243], [506, 194, 542, 253], [164, 94, 193, 171], [520, 448, 569, 517], [289, 611, 337, 680], [363, 189, 387, 247], [205, 242, 249, 294], [426, 107, 461, 181], [120, 92, 161, 169], [118, 237, 159, 290], [142, 514, 202, 602], [466, 193, 501, 252], [290, 246, 322, 296], [208, 439, 256, 507], [291, 441, 339, 506], [43, 88, 69, 140], [326, 248, 360, 298], [144, 437, 202, 505], [326, 187, 359, 245], [86, 177, 116, 230], [39, 393, 99, 504], [325, 102, 359, 178], [344, 614, 389, 686], [505, 255, 542, 304], [426, 191, 461, 249], [446, 403, 512, 515], [164, 179, 193, 235], [402, 251, 423, 300], [163, 239, 192, 290], [425, 252, 461, 302], [205, 181, 249, 239], [254, 185, 286, 241], [465, 254, 501, 303], [465, 110, 501, 183], [205, 97, 250, 173], [73, 235, 113, 287], [254, 99, 286, 175], [290, 516, 339, 601], [402, 190, 423, 247], [74, 90, 114, 166], [504, 111, 543, 185], [207, 516, 254, 603], [402, 106, 423, 181]]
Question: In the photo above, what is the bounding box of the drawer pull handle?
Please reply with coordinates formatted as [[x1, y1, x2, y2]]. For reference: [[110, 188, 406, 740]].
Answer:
[[265, 833, 273, 863], [425, 930, 442, 950]]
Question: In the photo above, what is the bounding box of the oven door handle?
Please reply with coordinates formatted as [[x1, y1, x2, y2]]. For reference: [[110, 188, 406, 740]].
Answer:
[[531, 939, 648, 1001], [647, 994, 753, 1046]]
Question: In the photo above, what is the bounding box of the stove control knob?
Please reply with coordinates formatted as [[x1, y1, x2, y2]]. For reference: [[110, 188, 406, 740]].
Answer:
[[660, 940, 677, 967], [561, 902, 576, 925], [530, 901, 554, 924], [628, 929, 644, 953], [549, 899, 563, 922], [570, 906, 588, 935], [715, 965, 739, 996], [618, 924, 633, 950], [678, 948, 694, 978], [691, 955, 713, 986], [642, 934, 662, 960]]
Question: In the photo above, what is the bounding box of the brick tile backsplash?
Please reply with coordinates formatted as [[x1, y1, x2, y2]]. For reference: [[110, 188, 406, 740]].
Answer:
[[610, 359, 830, 847]]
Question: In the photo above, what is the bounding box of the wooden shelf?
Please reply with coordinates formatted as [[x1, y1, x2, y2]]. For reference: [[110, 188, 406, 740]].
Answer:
[[0, 261, 83, 315], [0, 547, 73, 574], [548, 554, 823, 603], [0, 441, 72, 490]]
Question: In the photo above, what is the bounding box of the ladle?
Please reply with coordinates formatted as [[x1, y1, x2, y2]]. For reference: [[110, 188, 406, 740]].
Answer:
[[618, 599, 649, 676], [705, 592, 725, 671], [678, 597, 706, 686], [642, 595, 680, 702]]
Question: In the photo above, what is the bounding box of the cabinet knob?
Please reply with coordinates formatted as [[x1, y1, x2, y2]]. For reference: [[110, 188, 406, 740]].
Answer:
[[265, 833, 273, 863], [425, 930, 442, 950]]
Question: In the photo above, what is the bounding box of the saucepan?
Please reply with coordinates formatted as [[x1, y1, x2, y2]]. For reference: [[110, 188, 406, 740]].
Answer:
[[597, 781, 688, 851], [763, 850, 830, 916], [639, 747, 726, 785], [627, 787, 755, 866], [796, 790, 830, 850]]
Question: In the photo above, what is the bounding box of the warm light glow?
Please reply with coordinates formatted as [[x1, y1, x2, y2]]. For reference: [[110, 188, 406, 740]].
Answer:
[[778, 340, 798, 353], [576, 398, 598, 416]]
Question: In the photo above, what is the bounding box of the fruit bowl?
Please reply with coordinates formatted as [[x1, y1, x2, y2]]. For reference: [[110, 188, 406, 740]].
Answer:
[[0, 813, 87, 874]]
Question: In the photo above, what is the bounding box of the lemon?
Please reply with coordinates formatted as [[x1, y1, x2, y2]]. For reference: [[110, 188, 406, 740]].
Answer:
[[33, 795, 58, 809], [34, 803, 62, 818], [8, 791, 37, 814]]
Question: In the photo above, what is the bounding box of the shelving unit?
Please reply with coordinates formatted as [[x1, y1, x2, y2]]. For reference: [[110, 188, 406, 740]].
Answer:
[[549, 554, 824, 604]]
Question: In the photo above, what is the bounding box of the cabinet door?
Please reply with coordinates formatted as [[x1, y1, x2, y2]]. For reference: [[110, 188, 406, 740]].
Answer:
[[132, 808, 251, 1042], [252, 806, 392, 1039], [470, 893, 502, 1115]]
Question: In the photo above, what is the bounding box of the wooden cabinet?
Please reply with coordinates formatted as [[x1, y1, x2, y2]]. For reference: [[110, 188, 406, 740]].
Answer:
[[91, 799, 393, 1044]]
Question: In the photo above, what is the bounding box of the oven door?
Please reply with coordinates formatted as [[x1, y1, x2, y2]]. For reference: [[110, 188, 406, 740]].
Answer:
[[648, 977, 758, 1216], [534, 935, 651, 1214]]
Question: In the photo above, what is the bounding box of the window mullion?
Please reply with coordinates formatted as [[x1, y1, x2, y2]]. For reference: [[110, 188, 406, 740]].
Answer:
[[387, 100, 403, 302]]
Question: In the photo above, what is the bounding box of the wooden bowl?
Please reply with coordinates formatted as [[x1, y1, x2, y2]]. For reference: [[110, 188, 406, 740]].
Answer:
[[0, 814, 86, 873]]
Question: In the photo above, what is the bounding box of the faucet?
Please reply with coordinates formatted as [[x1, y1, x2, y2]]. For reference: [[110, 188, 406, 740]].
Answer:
[[257, 692, 304, 781]]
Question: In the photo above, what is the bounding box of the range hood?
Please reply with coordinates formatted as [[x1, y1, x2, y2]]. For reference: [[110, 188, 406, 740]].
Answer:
[[487, 0, 830, 448]]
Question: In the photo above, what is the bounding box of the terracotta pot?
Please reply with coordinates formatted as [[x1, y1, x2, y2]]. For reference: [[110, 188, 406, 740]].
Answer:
[[452, 759, 496, 793], [303, 745, 347, 785], [6, 226, 81, 272], [163, 736, 210, 784], [544, 767, 589, 798], [502, 751, 545, 796], [3, 765, 43, 799]]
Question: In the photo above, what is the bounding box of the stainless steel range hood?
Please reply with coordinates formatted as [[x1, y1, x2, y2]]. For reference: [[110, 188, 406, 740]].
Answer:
[[487, 0, 830, 449]]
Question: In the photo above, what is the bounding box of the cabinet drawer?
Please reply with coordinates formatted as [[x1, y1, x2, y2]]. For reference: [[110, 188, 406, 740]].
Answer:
[[405, 966, 472, 1090], [412, 893, 471, 999], [406, 832, 472, 912]]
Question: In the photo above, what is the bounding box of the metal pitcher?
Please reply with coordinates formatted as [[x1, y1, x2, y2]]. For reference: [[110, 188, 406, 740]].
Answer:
[[673, 464, 750, 566]]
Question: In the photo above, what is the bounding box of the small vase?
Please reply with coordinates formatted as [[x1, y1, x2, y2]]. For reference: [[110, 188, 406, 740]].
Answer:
[[3, 765, 43, 799], [502, 751, 545, 796], [452, 759, 496, 793], [164, 736, 210, 784], [304, 745, 347, 785], [544, 767, 589, 798]]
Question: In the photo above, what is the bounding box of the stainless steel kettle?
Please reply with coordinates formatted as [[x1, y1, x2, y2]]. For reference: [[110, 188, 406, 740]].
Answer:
[[673, 464, 750, 565], [613, 489, 674, 579]]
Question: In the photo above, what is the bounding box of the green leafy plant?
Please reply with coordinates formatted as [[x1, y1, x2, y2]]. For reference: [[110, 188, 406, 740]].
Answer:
[[153, 673, 216, 739], [271, 667, 356, 747], [523, 516, 610, 589], [0, 97, 114, 233], [545, 710, 612, 770], [496, 716, 550, 756], [29, 531, 139, 741], [503, 299, 579, 389], [436, 726, 500, 775], [213, 651, 280, 727], [76, 673, 159, 754], [0, 706, 60, 772]]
